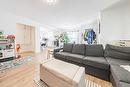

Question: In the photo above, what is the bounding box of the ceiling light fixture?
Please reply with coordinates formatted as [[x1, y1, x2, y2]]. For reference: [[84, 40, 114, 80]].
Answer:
[[46, 0, 57, 5]]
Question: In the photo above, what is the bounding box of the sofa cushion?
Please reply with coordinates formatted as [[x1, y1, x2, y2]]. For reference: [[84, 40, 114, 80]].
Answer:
[[105, 44, 130, 60], [53, 47, 63, 54], [72, 44, 85, 55], [66, 54, 85, 64], [54, 52, 71, 60], [106, 57, 130, 66], [63, 43, 73, 52], [111, 65, 130, 84], [119, 82, 130, 87], [85, 44, 104, 57], [83, 57, 109, 70]]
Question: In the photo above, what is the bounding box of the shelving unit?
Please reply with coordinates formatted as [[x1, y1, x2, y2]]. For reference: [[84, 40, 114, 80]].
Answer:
[[0, 36, 15, 62]]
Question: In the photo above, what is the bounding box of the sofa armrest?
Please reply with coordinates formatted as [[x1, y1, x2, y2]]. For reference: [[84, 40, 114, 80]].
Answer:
[[53, 47, 63, 54]]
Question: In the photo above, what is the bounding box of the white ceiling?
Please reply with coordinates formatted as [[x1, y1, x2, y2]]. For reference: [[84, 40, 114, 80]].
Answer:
[[0, 0, 120, 30]]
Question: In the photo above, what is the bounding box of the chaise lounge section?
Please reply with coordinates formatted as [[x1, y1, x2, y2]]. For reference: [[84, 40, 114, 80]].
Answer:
[[105, 44, 130, 87]]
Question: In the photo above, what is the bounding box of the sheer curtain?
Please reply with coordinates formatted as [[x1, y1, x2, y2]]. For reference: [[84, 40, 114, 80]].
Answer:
[[67, 31, 78, 44]]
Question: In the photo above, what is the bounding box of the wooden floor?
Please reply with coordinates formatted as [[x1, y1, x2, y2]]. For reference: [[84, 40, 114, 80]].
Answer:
[[0, 49, 113, 87]]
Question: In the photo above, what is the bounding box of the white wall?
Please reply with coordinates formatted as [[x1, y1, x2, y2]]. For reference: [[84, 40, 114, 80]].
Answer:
[[100, 0, 130, 45], [0, 10, 17, 35], [122, 2, 130, 39], [0, 9, 41, 53]]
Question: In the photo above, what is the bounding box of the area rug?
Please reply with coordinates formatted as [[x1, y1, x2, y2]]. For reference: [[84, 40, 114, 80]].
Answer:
[[34, 77, 102, 87], [34, 78, 48, 87], [0, 56, 33, 74]]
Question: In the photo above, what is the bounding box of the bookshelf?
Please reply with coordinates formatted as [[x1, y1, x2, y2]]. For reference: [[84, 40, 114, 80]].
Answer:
[[0, 35, 15, 62]]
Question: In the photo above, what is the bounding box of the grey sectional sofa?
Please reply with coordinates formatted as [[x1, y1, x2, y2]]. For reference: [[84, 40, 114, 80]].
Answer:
[[54, 44, 130, 87]]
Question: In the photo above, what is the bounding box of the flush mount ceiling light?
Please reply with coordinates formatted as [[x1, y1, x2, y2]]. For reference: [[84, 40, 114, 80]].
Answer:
[[46, 0, 57, 5]]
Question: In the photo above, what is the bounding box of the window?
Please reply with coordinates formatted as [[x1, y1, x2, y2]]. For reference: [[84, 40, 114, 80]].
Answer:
[[67, 31, 78, 43]]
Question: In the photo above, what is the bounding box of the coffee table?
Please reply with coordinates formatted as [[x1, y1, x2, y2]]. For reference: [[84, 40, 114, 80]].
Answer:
[[40, 58, 86, 87]]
